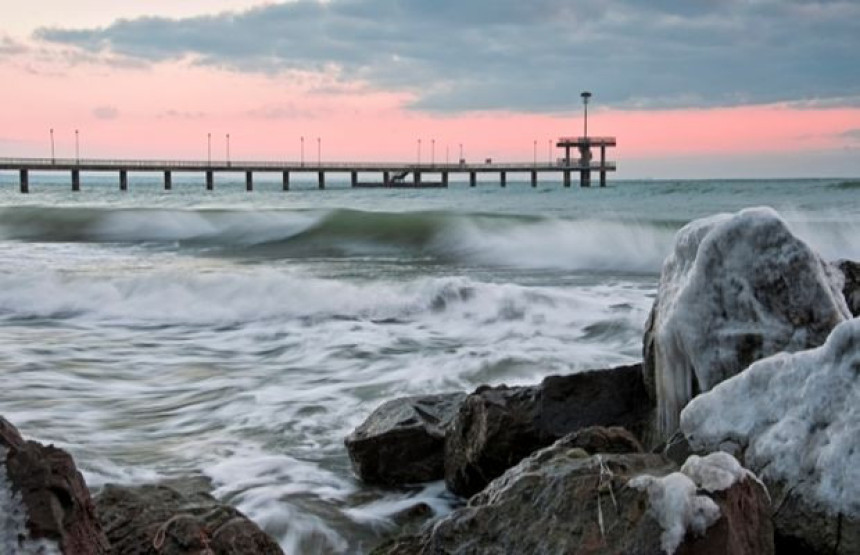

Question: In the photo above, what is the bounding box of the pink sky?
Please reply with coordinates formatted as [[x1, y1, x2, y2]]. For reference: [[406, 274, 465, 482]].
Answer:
[[2, 1, 860, 178]]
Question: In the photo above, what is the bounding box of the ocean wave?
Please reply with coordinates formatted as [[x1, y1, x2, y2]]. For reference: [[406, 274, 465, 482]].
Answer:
[[0, 206, 678, 272]]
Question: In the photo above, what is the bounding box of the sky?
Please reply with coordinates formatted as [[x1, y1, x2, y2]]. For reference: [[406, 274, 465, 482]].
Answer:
[[2, 0, 860, 178]]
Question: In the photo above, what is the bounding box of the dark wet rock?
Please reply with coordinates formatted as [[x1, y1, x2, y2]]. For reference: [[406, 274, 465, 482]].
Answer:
[[444, 364, 653, 497], [662, 430, 694, 467], [1, 415, 110, 555], [388, 441, 773, 555], [643, 208, 850, 436], [346, 393, 467, 486], [555, 425, 644, 455], [836, 259, 860, 316], [769, 481, 860, 555], [94, 480, 283, 555]]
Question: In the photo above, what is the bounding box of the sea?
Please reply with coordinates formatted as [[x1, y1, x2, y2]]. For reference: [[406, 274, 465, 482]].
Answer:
[[1, 173, 858, 553]]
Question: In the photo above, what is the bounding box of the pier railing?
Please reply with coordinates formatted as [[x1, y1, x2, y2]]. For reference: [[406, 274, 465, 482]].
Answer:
[[0, 157, 616, 171]]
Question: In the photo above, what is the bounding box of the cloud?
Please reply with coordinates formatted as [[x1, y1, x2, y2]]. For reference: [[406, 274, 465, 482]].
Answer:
[[33, 0, 860, 112], [158, 109, 207, 120], [0, 34, 27, 57], [92, 105, 120, 120], [841, 129, 860, 142]]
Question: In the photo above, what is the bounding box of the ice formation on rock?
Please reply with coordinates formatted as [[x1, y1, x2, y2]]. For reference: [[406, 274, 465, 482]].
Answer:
[[681, 317, 860, 517], [629, 451, 759, 554], [645, 207, 849, 434], [1, 447, 61, 555]]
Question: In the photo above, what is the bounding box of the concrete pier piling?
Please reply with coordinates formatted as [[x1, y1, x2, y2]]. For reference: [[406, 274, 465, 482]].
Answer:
[[206, 171, 214, 191], [351, 171, 358, 188], [500, 171, 506, 188], [563, 170, 571, 188], [414, 171, 422, 185], [282, 171, 290, 191], [71, 169, 80, 192], [120, 170, 128, 191], [164, 171, 172, 191], [246, 171, 253, 192], [442, 172, 449, 188], [318, 171, 325, 189], [19, 169, 28, 193], [470, 171, 477, 187], [531, 170, 537, 188]]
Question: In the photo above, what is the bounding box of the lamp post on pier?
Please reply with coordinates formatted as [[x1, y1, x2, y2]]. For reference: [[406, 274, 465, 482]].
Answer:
[[581, 91, 592, 139], [431, 139, 435, 166], [317, 137, 321, 166], [50, 128, 55, 164], [301, 136, 305, 166], [207, 133, 211, 165], [417, 139, 422, 165], [226, 133, 231, 166], [75, 130, 80, 164], [533, 140, 537, 166]]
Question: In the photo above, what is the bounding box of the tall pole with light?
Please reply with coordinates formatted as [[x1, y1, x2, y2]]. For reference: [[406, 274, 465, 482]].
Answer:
[[226, 133, 231, 166], [207, 133, 211, 165], [417, 139, 421, 165], [317, 137, 321, 166], [581, 91, 592, 139], [50, 128, 55, 163], [301, 136, 305, 166], [431, 139, 435, 166], [75, 129, 80, 164]]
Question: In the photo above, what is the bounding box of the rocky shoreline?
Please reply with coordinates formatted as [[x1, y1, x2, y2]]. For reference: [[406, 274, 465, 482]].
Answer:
[[346, 207, 859, 554], [2, 206, 858, 554]]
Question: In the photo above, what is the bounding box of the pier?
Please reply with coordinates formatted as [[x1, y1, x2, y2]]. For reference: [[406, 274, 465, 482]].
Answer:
[[1, 136, 615, 193]]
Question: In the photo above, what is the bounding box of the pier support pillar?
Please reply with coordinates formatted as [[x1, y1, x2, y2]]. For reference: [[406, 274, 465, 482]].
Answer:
[[164, 171, 172, 191], [351, 171, 358, 188], [119, 170, 128, 192], [581, 171, 591, 188], [71, 169, 81, 192], [282, 171, 290, 191], [206, 171, 214, 191], [318, 171, 325, 189], [442, 172, 449, 188], [563, 170, 571, 188], [531, 170, 537, 188], [19, 169, 29, 194], [600, 145, 607, 187], [469, 171, 476, 187], [500, 171, 506, 188], [414, 171, 422, 185], [246, 171, 253, 192], [383, 171, 390, 186]]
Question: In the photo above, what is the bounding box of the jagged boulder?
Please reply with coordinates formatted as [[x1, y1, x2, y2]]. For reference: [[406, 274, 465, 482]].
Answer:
[[1, 416, 109, 555], [681, 318, 860, 554], [382, 441, 771, 554], [95, 480, 283, 555], [346, 393, 467, 485], [444, 363, 652, 497], [643, 207, 850, 435], [836, 259, 860, 316]]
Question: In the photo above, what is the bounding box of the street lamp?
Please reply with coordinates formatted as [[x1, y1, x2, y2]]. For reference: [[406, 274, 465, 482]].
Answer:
[[459, 143, 463, 162], [581, 91, 592, 139], [50, 128, 55, 163], [417, 139, 422, 165], [431, 139, 435, 166], [226, 133, 231, 166], [317, 137, 321, 166], [207, 133, 211, 165], [75, 129, 80, 164], [301, 136, 305, 166], [533, 140, 537, 166]]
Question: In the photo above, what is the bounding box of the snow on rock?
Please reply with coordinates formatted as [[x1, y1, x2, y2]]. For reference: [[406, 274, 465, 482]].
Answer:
[[681, 317, 860, 518], [629, 452, 756, 554], [643, 207, 850, 435]]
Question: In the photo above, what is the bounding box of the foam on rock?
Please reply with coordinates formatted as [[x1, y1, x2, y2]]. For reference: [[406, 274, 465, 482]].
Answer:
[[644, 207, 850, 434]]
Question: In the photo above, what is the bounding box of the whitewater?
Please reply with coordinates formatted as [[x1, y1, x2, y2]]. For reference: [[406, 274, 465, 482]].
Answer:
[[0, 174, 858, 553]]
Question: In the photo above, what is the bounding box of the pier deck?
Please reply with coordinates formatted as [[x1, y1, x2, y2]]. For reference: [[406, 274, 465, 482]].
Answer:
[[1, 136, 616, 192]]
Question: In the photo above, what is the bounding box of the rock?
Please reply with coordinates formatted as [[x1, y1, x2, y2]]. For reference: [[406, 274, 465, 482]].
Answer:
[[444, 363, 653, 497], [681, 318, 860, 554], [554, 425, 644, 455], [643, 207, 850, 435], [94, 480, 283, 555], [836, 259, 860, 316], [1, 416, 110, 555], [393, 442, 771, 554], [346, 392, 467, 485]]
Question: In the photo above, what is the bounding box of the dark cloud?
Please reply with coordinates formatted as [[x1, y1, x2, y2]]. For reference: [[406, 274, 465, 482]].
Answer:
[[33, 0, 860, 112], [92, 106, 120, 120]]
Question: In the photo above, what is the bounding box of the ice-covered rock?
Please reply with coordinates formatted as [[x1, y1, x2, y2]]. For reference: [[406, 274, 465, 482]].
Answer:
[[1, 416, 109, 555], [836, 259, 860, 316], [643, 207, 850, 434], [376, 443, 771, 554], [681, 317, 860, 554]]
